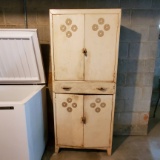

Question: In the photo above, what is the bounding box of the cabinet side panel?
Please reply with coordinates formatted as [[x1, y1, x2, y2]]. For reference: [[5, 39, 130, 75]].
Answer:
[[53, 15, 84, 81], [25, 87, 47, 160], [84, 95, 112, 147], [56, 94, 83, 146], [85, 14, 119, 81]]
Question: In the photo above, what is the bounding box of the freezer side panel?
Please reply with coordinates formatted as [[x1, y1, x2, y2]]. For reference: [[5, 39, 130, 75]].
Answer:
[[0, 104, 29, 160], [25, 87, 47, 160]]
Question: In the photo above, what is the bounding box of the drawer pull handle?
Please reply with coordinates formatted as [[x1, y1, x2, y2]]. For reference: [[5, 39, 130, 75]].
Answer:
[[0, 106, 14, 110], [62, 87, 72, 91], [97, 87, 107, 91], [81, 117, 86, 124]]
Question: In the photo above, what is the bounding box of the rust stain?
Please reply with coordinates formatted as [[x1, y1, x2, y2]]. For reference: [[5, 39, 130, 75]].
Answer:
[[143, 113, 149, 121], [48, 72, 52, 84]]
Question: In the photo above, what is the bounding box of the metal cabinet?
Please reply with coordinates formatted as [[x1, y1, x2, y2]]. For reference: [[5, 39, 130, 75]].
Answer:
[[50, 9, 121, 155]]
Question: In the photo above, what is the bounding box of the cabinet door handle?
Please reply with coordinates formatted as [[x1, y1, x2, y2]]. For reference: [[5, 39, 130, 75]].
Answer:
[[97, 87, 107, 91], [81, 117, 86, 124], [83, 48, 87, 56], [62, 87, 72, 91]]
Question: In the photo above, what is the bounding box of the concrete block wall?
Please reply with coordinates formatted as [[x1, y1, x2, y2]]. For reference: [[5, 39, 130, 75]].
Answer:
[[0, 0, 159, 136]]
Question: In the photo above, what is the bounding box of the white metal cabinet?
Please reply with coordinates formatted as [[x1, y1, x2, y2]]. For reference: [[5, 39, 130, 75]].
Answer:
[[50, 9, 121, 155]]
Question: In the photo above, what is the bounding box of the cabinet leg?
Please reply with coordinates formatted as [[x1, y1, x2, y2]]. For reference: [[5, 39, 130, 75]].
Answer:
[[107, 148, 112, 156], [54, 146, 60, 154]]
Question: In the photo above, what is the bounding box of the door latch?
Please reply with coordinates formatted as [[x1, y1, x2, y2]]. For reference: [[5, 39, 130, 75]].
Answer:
[[83, 48, 87, 56], [81, 117, 86, 124]]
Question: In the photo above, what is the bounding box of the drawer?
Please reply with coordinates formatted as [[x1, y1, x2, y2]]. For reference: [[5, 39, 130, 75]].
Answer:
[[53, 81, 115, 94]]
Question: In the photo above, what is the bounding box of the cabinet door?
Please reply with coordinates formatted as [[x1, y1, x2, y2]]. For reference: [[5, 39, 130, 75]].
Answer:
[[85, 14, 119, 81], [53, 15, 84, 80], [84, 95, 113, 148], [56, 94, 83, 146]]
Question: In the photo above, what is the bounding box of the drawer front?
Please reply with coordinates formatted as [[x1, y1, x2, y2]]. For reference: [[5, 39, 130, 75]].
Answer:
[[53, 81, 115, 94]]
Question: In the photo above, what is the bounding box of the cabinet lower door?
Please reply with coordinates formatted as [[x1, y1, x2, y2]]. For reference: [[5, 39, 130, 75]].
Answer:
[[56, 94, 83, 146], [84, 95, 113, 148]]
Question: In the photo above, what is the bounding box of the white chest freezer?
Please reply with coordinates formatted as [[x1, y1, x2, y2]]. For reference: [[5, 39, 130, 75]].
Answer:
[[0, 29, 47, 160]]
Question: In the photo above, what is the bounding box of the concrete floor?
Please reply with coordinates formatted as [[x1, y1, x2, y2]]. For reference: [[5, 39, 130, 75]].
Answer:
[[42, 108, 160, 160]]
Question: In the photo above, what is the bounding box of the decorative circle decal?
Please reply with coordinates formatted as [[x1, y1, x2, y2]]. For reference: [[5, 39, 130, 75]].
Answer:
[[62, 102, 67, 107], [72, 103, 77, 108], [98, 18, 104, 25], [92, 24, 99, 31], [90, 103, 96, 108], [60, 25, 66, 32], [67, 107, 72, 112], [71, 25, 78, 32], [100, 103, 106, 108], [95, 107, 101, 113], [95, 98, 101, 103], [66, 18, 72, 25], [104, 24, 110, 31], [66, 31, 72, 38], [67, 98, 72, 103], [98, 30, 104, 37]]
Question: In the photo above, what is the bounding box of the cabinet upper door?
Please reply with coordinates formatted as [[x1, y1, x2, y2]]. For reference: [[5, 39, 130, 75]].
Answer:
[[85, 14, 119, 81], [53, 15, 84, 80]]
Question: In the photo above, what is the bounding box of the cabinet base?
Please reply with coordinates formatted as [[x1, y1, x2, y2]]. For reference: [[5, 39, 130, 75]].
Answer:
[[54, 145, 112, 155]]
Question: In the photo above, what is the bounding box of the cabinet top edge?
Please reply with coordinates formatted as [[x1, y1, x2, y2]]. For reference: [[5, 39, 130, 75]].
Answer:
[[50, 9, 121, 15]]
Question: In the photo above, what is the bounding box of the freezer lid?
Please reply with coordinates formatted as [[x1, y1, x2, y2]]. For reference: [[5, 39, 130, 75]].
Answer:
[[0, 29, 45, 84]]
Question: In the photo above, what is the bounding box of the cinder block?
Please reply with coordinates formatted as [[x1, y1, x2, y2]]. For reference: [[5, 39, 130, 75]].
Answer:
[[37, 25, 50, 44], [114, 124, 148, 135], [0, 10, 4, 25], [144, 72, 154, 86], [149, 26, 159, 41], [151, 10, 160, 25], [139, 112, 149, 125], [105, 0, 120, 8], [156, 41, 160, 58], [118, 112, 139, 125], [129, 42, 157, 60], [117, 73, 126, 86], [154, 58, 160, 75], [120, 26, 149, 42], [127, 59, 145, 72], [27, 8, 37, 25], [121, 9, 131, 26], [120, 0, 132, 8], [152, 0, 160, 9], [117, 59, 128, 73], [152, 75, 159, 90], [5, 8, 24, 25], [86, 0, 107, 8], [120, 0, 152, 9], [142, 87, 153, 100], [132, 10, 152, 25], [151, 90, 159, 107], [145, 59, 156, 72], [78, 0, 88, 8], [37, 9, 49, 25], [115, 99, 125, 112], [126, 73, 144, 86], [116, 87, 142, 100], [114, 113, 120, 123], [119, 42, 129, 59], [53, 0, 79, 9], [116, 87, 122, 99], [1, 0, 23, 8], [124, 99, 151, 112], [27, 0, 55, 9]]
